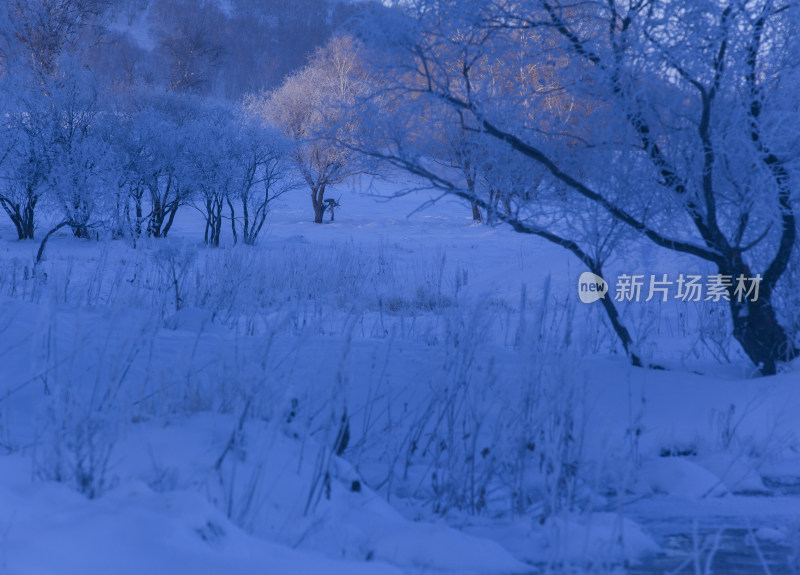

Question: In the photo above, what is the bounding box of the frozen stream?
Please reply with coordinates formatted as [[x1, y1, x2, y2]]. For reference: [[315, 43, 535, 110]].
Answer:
[[628, 484, 800, 574]]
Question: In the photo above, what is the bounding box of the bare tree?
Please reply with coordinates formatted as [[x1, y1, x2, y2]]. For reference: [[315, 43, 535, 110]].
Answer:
[[149, 0, 226, 94], [1, 0, 107, 78]]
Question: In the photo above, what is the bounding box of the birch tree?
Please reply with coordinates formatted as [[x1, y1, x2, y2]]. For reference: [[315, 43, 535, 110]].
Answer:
[[257, 35, 371, 223]]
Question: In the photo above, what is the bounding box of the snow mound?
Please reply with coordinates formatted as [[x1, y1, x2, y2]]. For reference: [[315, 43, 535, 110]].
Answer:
[[370, 521, 530, 574], [639, 457, 728, 498], [0, 479, 404, 575]]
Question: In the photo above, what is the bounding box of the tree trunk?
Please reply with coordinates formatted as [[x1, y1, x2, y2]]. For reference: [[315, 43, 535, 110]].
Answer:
[[148, 196, 163, 237], [502, 216, 645, 368], [12, 216, 25, 240], [730, 296, 794, 376], [22, 218, 35, 240], [227, 198, 238, 245], [599, 287, 642, 368], [162, 204, 178, 238], [585, 262, 642, 367], [311, 184, 327, 224], [471, 202, 482, 222], [21, 197, 36, 240], [213, 201, 222, 247], [242, 195, 253, 244], [70, 223, 90, 239], [36, 220, 70, 264], [134, 190, 144, 236], [723, 259, 797, 375], [465, 168, 482, 222], [485, 190, 495, 225], [204, 198, 212, 244], [1, 200, 27, 240]]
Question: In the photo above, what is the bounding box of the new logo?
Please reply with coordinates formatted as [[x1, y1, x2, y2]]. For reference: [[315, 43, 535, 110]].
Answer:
[[578, 272, 608, 303]]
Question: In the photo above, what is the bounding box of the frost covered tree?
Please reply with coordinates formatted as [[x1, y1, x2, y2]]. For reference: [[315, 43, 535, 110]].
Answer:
[[254, 35, 372, 224], [40, 63, 114, 241], [431, 109, 486, 222], [0, 85, 48, 240], [354, 0, 800, 374], [228, 121, 298, 245], [0, 57, 112, 244], [185, 102, 239, 246], [0, 0, 110, 241], [117, 90, 197, 238], [184, 100, 297, 246]]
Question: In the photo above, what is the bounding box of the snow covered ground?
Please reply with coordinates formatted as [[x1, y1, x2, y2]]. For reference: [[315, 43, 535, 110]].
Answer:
[[1, 177, 799, 574]]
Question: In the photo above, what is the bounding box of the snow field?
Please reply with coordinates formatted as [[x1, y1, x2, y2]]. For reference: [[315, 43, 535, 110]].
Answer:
[[0, 185, 798, 574]]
